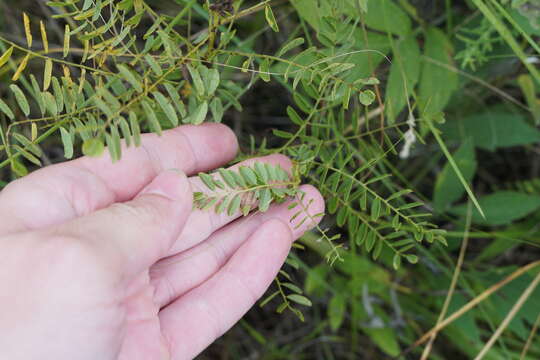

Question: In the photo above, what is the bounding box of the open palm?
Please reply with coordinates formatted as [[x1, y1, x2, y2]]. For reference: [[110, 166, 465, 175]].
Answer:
[[0, 123, 324, 360]]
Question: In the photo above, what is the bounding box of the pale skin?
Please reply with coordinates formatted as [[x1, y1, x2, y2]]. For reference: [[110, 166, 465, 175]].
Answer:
[[0, 123, 325, 360]]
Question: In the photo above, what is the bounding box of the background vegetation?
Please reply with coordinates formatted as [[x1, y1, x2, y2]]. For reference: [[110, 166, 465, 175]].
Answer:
[[0, 0, 539, 358]]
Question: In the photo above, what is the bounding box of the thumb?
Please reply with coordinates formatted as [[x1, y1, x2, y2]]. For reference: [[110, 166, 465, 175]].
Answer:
[[52, 169, 192, 277]]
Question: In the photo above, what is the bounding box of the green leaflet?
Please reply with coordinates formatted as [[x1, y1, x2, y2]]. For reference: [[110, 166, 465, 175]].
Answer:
[[194, 162, 297, 217], [43, 92, 58, 116], [209, 97, 223, 123], [0, 46, 14, 69], [82, 137, 105, 157], [164, 83, 186, 118], [227, 194, 242, 216], [43, 58, 53, 91], [129, 111, 141, 146], [12, 133, 41, 157], [359, 90, 376, 106], [187, 65, 205, 96], [277, 37, 305, 57], [153, 91, 178, 127], [190, 101, 208, 125], [418, 27, 459, 115], [265, 5, 279, 32], [29, 75, 45, 116], [259, 59, 271, 82], [9, 85, 30, 117], [206, 68, 220, 96], [287, 294, 312, 307], [118, 116, 132, 147], [117, 64, 143, 93], [60, 126, 74, 159], [144, 55, 163, 76], [141, 100, 162, 135], [0, 99, 15, 120], [240, 166, 258, 186]]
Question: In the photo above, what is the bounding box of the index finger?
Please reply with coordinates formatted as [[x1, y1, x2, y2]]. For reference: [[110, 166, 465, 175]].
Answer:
[[73, 123, 239, 201], [0, 123, 238, 234]]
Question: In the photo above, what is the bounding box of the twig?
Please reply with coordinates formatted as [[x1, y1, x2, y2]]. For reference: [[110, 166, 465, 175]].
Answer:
[[420, 201, 472, 359], [475, 271, 540, 360], [520, 311, 540, 360], [400, 260, 540, 357]]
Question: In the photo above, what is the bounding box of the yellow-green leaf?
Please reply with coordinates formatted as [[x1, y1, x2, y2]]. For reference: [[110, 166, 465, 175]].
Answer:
[[207, 68, 220, 96], [259, 58, 271, 82], [199, 172, 216, 190], [142, 100, 162, 135], [371, 197, 381, 221], [43, 58, 53, 91], [82, 137, 105, 157], [10, 84, 30, 116], [241, 57, 251, 73], [0, 99, 15, 120], [258, 188, 272, 212], [144, 55, 162, 76], [277, 37, 304, 57], [118, 64, 143, 93], [392, 254, 402, 270], [40, 21, 49, 53], [129, 111, 141, 146], [153, 91, 178, 127], [63, 24, 70, 58], [74, 8, 96, 20], [10, 158, 28, 177], [187, 65, 205, 96], [108, 124, 122, 162], [287, 106, 303, 125], [265, 5, 279, 32], [227, 194, 242, 216], [0, 46, 14, 69], [190, 101, 208, 125], [23, 12, 32, 47], [12, 133, 41, 156], [31, 123, 37, 141], [43, 91, 58, 116], [14, 145, 41, 166], [287, 294, 312, 307], [60, 127, 73, 159], [29, 74, 45, 116], [359, 90, 376, 106], [118, 116, 132, 147], [12, 54, 30, 82], [239, 166, 258, 186]]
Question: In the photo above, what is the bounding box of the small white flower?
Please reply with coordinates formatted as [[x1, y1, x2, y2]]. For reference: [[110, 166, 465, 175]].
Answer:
[[400, 113, 417, 159]]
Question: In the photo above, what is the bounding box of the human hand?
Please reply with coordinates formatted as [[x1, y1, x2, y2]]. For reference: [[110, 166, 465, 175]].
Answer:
[[0, 123, 324, 360]]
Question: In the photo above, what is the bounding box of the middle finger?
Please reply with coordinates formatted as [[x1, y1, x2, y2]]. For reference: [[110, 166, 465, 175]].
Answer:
[[150, 184, 324, 308]]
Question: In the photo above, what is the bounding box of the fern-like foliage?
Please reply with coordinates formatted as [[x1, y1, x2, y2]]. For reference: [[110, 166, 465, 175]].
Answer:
[[194, 163, 299, 216], [194, 162, 332, 318], [0, 0, 450, 320]]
